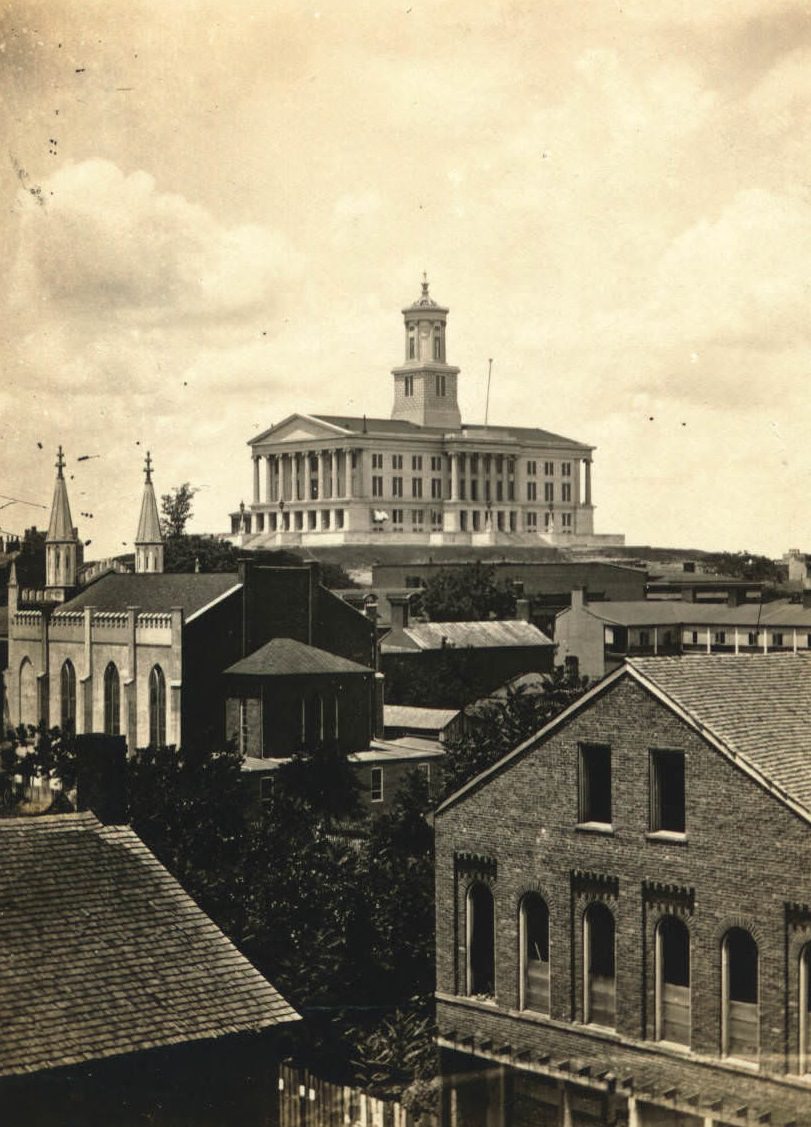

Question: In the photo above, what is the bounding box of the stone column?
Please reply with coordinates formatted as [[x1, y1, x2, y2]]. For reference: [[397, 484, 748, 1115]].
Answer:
[[318, 450, 327, 502], [331, 449, 338, 499], [252, 456, 260, 504], [584, 458, 592, 505], [292, 453, 299, 502], [349, 449, 358, 498], [450, 452, 459, 500], [265, 455, 272, 503]]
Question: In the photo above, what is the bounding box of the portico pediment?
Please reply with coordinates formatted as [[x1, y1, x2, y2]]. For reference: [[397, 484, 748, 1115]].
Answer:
[[250, 414, 351, 447]]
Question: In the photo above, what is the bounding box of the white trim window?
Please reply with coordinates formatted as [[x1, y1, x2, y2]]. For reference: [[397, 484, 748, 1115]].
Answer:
[[370, 766, 384, 802]]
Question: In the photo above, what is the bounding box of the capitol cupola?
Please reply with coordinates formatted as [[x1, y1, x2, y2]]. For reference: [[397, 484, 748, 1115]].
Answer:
[[391, 275, 461, 430]]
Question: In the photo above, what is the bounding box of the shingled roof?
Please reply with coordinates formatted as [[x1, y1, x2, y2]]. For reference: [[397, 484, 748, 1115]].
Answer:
[[55, 572, 241, 619], [0, 812, 299, 1078], [629, 654, 811, 816], [225, 636, 373, 677]]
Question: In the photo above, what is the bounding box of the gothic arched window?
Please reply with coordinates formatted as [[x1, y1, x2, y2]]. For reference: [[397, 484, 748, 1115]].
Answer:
[[103, 662, 120, 737], [722, 928, 758, 1060], [584, 902, 615, 1028], [60, 660, 76, 734], [18, 658, 37, 730], [467, 883, 495, 997], [148, 665, 166, 747]]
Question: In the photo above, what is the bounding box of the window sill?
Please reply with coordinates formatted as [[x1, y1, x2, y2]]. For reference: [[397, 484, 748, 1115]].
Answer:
[[722, 1054, 759, 1072], [575, 821, 614, 836], [646, 830, 687, 844]]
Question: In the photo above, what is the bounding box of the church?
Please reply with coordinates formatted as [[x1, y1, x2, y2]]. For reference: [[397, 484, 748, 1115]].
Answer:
[[230, 279, 621, 549], [6, 450, 376, 752]]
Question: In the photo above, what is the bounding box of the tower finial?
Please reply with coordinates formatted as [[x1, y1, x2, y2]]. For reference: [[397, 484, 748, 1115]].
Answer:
[[55, 445, 65, 479], [421, 272, 429, 298], [144, 450, 153, 484]]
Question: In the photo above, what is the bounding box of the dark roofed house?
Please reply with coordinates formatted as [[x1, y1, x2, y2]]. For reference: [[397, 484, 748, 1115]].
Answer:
[[380, 594, 555, 709], [224, 636, 380, 762], [434, 653, 811, 1127], [0, 811, 298, 1125]]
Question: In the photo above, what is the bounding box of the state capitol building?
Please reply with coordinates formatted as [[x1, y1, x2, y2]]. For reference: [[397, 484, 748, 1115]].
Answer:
[[230, 280, 620, 549]]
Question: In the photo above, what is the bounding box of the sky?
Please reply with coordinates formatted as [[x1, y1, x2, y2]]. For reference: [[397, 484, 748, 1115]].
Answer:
[[1, 0, 810, 558]]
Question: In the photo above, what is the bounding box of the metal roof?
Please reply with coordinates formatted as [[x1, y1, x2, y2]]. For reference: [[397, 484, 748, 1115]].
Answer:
[[55, 572, 241, 618], [386, 618, 553, 651], [384, 705, 460, 730], [561, 598, 811, 629]]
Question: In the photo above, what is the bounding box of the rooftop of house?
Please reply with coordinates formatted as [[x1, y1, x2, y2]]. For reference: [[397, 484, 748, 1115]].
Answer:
[[54, 572, 242, 619], [0, 812, 299, 1079], [383, 704, 460, 731], [383, 618, 553, 652], [224, 636, 373, 678], [560, 598, 811, 628]]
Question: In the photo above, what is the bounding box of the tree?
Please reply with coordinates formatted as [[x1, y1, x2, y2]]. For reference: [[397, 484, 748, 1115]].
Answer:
[[420, 562, 516, 622], [164, 533, 239, 573], [160, 482, 199, 538], [439, 665, 589, 799]]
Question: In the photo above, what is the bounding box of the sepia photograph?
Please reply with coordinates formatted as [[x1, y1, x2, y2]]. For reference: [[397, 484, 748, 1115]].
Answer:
[[2, 1, 811, 1124]]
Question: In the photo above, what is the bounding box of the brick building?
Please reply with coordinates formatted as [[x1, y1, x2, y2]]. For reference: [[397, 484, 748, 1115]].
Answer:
[[434, 654, 811, 1126], [229, 279, 624, 550]]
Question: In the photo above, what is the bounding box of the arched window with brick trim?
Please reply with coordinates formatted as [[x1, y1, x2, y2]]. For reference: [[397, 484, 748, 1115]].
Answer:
[[656, 916, 690, 1046], [722, 927, 758, 1060], [520, 893, 550, 1014], [584, 901, 615, 1028], [801, 943, 811, 1073], [60, 659, 76, 734], [103, 662, 120, 737], [148, 665, 166, 748], [467, 883, 495, 998]]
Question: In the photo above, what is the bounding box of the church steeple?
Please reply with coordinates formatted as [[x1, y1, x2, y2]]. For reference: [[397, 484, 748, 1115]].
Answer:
[[134, 451, 164, 574], [391, 275, 461, 430], [46, 445, 79, 598]]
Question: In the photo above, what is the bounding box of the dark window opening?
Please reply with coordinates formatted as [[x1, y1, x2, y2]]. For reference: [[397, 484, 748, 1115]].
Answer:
[[60, 660, 76, 735], [468, 883, 495, 997], [579, 744, 611, 824], [650, 749, 685, 833], [723, 928, 759, 1059], [657, 916, 690, 1045], [585, 901, 615, 1027], [103, 663, 120, 737], [521, 894, 549, 1013]]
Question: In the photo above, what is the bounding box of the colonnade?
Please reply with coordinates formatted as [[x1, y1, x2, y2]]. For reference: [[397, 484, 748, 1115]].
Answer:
[[252, 448, 360, 505]]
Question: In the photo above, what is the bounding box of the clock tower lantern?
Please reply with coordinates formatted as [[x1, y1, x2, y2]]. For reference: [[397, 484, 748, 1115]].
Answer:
[[391, 276, 461, 430]]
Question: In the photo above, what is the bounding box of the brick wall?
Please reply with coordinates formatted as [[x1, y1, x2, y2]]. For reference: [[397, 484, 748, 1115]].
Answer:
[[435, 673, 811, 1120]]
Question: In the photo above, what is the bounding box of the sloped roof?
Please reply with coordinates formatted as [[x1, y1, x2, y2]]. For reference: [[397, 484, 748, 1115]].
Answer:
[[225, 636, 373, 677], [629, 654, 811, 815], [0, 812, 299, 1078], [311, 415, 589, 449], [350, 737, 445, 762], [563, 598, 811, 629], [385, 619, 553, 652], [135, 480, 162, 545], [384, 704, 459, 731], [55, 572, 241, 618]]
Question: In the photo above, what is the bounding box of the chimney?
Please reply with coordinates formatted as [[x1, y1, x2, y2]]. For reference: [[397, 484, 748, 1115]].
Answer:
[[727, 589, 745, 608], [373, 672, 385, 739], [388, 593, 411, 632], [570, 586, 588, 611], [516, 597, 531, 622], [803, 585, 811, 610], [75, 734, 128, 824]]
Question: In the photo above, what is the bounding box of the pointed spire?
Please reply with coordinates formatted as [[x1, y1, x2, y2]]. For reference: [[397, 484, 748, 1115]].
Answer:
[[135, 451, 162, 544], [47, 445, 75, 542]]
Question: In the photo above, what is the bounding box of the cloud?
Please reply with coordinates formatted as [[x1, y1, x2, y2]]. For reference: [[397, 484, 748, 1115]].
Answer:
[[10, 159, 300, 326]]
